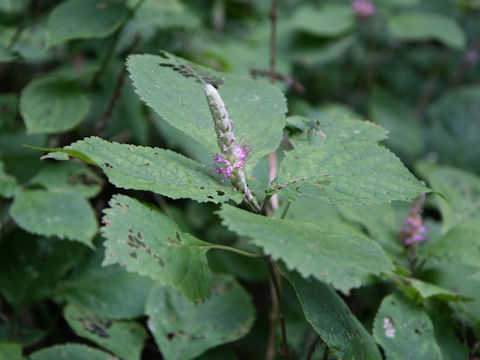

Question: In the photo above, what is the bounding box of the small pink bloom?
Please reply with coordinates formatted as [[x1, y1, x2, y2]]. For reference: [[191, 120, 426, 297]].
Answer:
[[352, 0, 376, 18]]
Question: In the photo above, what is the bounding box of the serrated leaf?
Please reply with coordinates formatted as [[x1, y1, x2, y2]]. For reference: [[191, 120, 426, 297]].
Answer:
[[46, 0, 129, 47], [281, 267, 382, 360], [373, 292, 442, 360], [10, 190, 97, 246], [20, 77, 89, 134], [55, 246, 154, 319], [30, 162, 103, 198], [146, 275, 255, 360], [291, 4, 354, 37], [388, 12, 466, 49], [29, 344, 118, 360], [64, 304, 147, 360], [127, 52, 287, 166], [275, 116, 428, 204], [219, 204, 393, 293], [0, 159, 17, 198], [102, 194, 213, 302], [43, 136, 242, 203]]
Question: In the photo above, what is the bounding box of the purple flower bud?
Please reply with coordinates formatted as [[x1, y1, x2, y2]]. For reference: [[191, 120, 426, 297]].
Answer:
[[352, 0, 376, 18], [399, 194, 428, 246]]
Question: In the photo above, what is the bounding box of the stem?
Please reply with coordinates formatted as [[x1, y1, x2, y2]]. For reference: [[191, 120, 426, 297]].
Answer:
[[280, 201, 291, 219], [88, 0, 145, 88], [266, 257, 289, 360], [207, 244, 263, 258], [306, 336, 321, 360], [95, 33, 141, 136], [322, 346, 330, 360]]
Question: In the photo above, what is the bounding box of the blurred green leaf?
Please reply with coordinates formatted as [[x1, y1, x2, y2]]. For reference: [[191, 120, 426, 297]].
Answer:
[[0, 159, 17, 198], [102, 194, 213, 302], [46, 0, 129, 47], [281, 267, 382, 360], [64, 304, 147, 360], [10, 190, 97, 246], [388, 12, 466, 49], [30, 344, 118, 360], [146, 275, 255, 360], [373, 292, 442, 360], [132, 0, 200, 29], [0, 45, 20, 62], [20, 78, 89, 134], [127, 51, 287, 166], [219, 204, 393, 293], [290, 4, 354, 37], [0, 342, 23, 360]]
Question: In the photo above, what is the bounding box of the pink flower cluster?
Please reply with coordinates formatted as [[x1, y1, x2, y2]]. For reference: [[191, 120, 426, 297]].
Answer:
[[211, 143, 250, 181], [352, 0, 376, 18], [399, 204, 427, 245]]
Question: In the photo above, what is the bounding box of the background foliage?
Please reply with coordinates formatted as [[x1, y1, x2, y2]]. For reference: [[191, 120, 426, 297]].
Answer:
[[0, 0, 479, 359]]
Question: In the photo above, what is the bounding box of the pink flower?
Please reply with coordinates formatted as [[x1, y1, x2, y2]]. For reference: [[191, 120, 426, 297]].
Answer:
[[399, 201, 427, 246], [352, 0, 376, 18], [210, 142, 250, 181]]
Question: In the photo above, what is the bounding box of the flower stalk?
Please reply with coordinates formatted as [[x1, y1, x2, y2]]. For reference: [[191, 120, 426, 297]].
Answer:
[[204, 84, 261, 212]]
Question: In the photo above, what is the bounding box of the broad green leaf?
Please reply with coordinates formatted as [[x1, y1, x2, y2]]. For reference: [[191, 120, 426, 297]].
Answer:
[[55, 246, 154, 319], [275, 116, 428, 204], [421, 217, 480, 270], [219, 204, 393, 293], [290, 4, 354, 37], [20, 77, 89, 134], [30, 344, 118, 360], [30, 162, 103, 198], [281, 267, 382, 360], [373, 292, 442, 360], [0, 159, 17, 198], [10, 190, 97, 246], [0, 231, 87, 310], [46, 0, 129, 47], [429, 86, 480, 173], [44, 136, 242, 203], [393, 275, 467, 303], [102, 194, 213, 302], [388, 12, 466, 49], [370, 88, 422, 158], [132, 0, 200, 29], [127, 52, 287, 166], [0, 342, 23, 360], [64, 304, 147, 360], [146, 275, 255, 360], [419, 165, 480, 232]]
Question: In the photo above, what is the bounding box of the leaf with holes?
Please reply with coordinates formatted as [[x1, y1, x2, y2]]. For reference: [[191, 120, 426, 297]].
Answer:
[[274, 116, 428, 204], [30, 344, 118, 360], [127, 52, 287, 166], [64, 304, 147, 360], [10, 190, 97, 247], [373, 292, 442, 360], [46, 0, 129, 47], [218, 204, 393, 293], [146, 275, 255, 360], [102, 194, 213, 302], [20, 77, 89, 134], [281, 267, 382, 360], [38, 136, 242, 204]]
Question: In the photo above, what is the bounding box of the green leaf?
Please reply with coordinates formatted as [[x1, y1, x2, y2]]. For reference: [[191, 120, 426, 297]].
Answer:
[[146, 275, 255, 360], [55, 246, 154, 319], [373, 292, 442, 360], [20, 77, 89, 134], [64, 304, 147, 360], [30, 162, 103, 198], [0, 44, 20, 62], [102, 194, 213, 302], [127, 52, 287, 166], [44, 136, 242, 203], [30, 344, 118, 360], [0, 342, 23, 360], [275, 116, 428, 204], [0, 159, 17, 198], [419, 165, 480, 232], [218, 204, 393, 293], [392, 275, 467, 303], [281, 267, 382, 360], [291, 4, 354, 37], [429, 86, 480, 173], [10, 190, 97, 246], [132, 0, 200, 29], [388, 12, 466, 49], [0, 231, 88, 310], [370, 88, 422, 158], [46, 0, 129, 47]]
